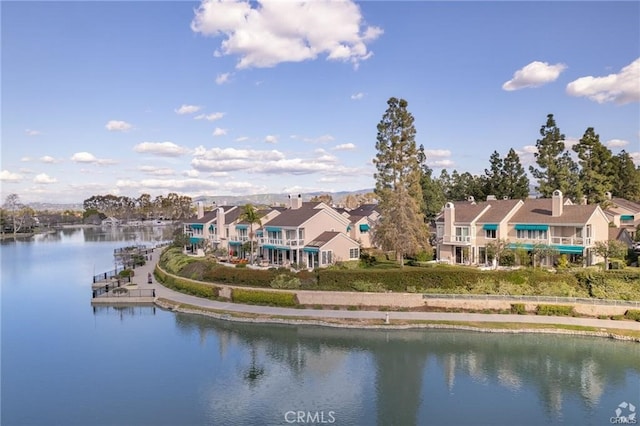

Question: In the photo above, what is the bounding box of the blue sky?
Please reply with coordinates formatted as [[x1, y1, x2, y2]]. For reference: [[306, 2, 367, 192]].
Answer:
[[2, 0, 639, 204]]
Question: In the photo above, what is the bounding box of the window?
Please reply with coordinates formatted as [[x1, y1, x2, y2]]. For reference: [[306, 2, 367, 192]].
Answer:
[[322, 250, 333, 265], [349, 248, 359, 259], [516, 229, 547, 240], [485, 229, 496, 239]]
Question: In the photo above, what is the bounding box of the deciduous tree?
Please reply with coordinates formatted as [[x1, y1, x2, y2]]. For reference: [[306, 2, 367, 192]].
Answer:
[[593, 240, 627, 270]]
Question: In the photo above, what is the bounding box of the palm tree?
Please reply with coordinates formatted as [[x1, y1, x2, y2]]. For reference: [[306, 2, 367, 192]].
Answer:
[[239, 204, 263, 264]]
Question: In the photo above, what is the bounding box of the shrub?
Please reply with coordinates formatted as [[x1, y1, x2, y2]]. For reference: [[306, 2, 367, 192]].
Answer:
[[118, 269, 134, 278], [624, 309, 640, 322], [535, 304, 575, 316], [609, 259, 626, 270], [556, 254, 570, 270], [270, 274, 301, 289], [154, 267, 219, 299], [510, 303, 526, 315], [350, 280, 386, 292], [231, 288, 298, 307], [235, 262, 247, 269]]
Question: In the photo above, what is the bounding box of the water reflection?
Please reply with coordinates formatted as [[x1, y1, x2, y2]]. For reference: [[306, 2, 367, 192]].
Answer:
[[173, 313, 639, 425], [21, 225, 179, 245], [92, 305, 157, 320]]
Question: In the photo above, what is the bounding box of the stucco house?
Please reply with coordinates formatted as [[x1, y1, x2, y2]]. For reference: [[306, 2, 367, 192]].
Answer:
[[257, 196, 360, 268], [437, 190, 610, 266]]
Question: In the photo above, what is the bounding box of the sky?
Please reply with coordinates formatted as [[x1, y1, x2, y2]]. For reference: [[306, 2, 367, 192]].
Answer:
[[2, 0, 639, 204]]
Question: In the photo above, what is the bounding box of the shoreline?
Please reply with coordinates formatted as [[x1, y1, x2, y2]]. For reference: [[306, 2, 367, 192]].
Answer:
[[153, 298, 640, 343]]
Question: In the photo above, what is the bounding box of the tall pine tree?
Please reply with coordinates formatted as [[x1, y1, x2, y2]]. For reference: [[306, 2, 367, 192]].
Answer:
[[572, 127, 613, 205], [373, 98, 429, 265], [502, 148, 530, 199], [529, 114, 581, 200], [612, 150, 640, 202], [418, 144, 446, 220], [484, 151, 504, 198]]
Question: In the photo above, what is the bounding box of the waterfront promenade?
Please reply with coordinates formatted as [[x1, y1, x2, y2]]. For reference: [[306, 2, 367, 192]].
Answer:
[[135, 248, 640, 332]]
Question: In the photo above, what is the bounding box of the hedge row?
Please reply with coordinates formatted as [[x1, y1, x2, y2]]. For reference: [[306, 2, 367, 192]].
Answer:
[[316, 268, 578, 293], [231, 288, 298, 307], [155, 267, 219, 299], [535, 304, 575, 316], [624, 309, 640, 322]]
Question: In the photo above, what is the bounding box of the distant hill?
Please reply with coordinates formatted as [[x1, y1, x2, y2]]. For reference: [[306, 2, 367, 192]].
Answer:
[[193, 188, 374, 207]]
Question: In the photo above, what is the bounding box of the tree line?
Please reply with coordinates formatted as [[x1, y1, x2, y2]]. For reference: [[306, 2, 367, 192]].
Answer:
[[83, 193, 193, 221], [372, 98, 640, 264]]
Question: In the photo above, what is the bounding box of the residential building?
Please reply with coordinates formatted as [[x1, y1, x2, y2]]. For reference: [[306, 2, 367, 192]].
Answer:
[[438, 191, 610, 266], [603, 192, 640, 239]]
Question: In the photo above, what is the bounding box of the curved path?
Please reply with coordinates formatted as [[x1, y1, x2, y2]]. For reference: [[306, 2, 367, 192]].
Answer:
[[136, 249, 640, 332]]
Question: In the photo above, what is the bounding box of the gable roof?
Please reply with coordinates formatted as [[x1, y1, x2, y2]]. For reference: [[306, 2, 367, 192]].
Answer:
[[261, 204, 322, 227], [474, 199, 522, 223], [305, 231, 358, 248], [349, 204, 379, 216], [509, 199, 601, 224]]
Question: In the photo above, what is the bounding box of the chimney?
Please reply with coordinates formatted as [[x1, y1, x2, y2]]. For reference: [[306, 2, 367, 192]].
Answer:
[[486, 195, 496, 201], [580, 196, 587, 206], [552, 190, 563, 217], [288, 194, 292, 209], [197, 201, 204, 219], [444, 202, 455, 239], [292, 194, 303, 209], [217, 207, 226, 235], [467, 195, 475, 204], [605, 191, 612, 200]]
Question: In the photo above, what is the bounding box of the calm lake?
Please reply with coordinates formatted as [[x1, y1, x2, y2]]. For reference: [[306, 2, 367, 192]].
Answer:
[[1, 227, 639, 426]]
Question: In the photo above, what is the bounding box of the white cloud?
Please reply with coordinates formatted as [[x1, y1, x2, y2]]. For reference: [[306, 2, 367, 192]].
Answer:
[[605, 139, 629, 148], [566, 58, 640, 104], [427, 159, 455, 168], [502, 61, 567, 91], [423, 149, 451, 158], [20, 157, 32, 162], [629, 152, 640, 166], [105, 120, 133, 132], [70, 152, 116, 165], [175, 104, 202, 115], [265, 135, 278, 144], [522, 145, 538, 154], [332, 143, 356, 151], [216, 72, 232, 84], [291, 134, 334, 143], [40, 156, 59, 163], [195, 112, 225, 121], [350, 92, 365, 100], [563, 137, 580, 149], [235, 136, 250, 142], [138, 166, 176, 176], [25, 129, 41, 136], [33, 173, 57, 184], [0, 170, 24, 182], [213, 127, 228, 137], [133, 142, 190, 157], [183, 169, 201, 178], [191, 0, 383, 69]]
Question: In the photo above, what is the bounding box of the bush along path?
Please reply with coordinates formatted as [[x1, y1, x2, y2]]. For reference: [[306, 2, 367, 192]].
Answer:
[[145, 250, 640, 341]]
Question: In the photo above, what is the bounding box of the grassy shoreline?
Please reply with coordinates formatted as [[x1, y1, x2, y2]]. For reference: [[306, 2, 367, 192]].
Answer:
[[154, 297, 640, 342]]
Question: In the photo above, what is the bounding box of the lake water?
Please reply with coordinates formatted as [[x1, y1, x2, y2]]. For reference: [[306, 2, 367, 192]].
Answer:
[[1, 228, 639, 426]]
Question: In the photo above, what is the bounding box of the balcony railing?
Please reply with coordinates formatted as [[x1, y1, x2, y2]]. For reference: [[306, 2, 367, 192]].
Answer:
[[443, 235, 472, 244], [258, 238, 305, 247], [550, 237, 591, 246], [229, 235, 249, 242]]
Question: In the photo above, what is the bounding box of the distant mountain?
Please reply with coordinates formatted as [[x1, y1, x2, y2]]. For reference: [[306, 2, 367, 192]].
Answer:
[[193, 189, 374, 207]]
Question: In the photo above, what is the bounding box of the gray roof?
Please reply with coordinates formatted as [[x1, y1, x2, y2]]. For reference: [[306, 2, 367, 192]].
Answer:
[[261, 204, 323, 227], [509, 199, 599, 224], [306, 231, 342, 248]]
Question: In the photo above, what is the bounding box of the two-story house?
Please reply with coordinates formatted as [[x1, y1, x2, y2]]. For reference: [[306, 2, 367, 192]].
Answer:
[[258, 196, 360, 268], [438, 190, 610, 266], [603, 192, 640, 239]]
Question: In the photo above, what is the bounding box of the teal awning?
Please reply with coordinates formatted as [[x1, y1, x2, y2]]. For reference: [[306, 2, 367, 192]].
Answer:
[[346, 225, 351, 232], [359, 224, 370, 231], [483, 224, 498, 231], [265, 226, 281, 232], [191, 224, 203, 230], [515, 224, 548, 231], [556, 245, 583, 254], [256, 230, 263, 236], [621, 215, 634, 221], [235, 224, 248, 229], [303, 247, 319, 253], [189, 237, 202, 244], [208, 225, 215, 231], [229, 241, 242, 246]]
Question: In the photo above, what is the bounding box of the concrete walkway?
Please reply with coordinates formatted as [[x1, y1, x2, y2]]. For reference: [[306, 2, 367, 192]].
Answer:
[[136, 248, 640, 332]]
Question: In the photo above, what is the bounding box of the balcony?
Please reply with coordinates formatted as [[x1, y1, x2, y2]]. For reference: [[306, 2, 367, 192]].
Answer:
[[229, 235, 249, 243], [550, 236, 591, 246], [258, 238, 305, 248], [443, 235, 472, 245]]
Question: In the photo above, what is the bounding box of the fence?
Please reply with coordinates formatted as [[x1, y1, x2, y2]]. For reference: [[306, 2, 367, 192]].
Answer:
[[92, 268, 131, 284], [421, 293, 640, 308], [92, 286, 155, 298]]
